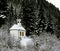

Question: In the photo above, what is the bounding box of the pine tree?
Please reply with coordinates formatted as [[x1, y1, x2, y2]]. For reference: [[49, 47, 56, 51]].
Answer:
[[0, 0, 7, 27], [22, 0, 36, 35], [10, 4, 14, 18], [37, 0, 46, 34], [6, 3, 14, 31], [33, 0, 40, 35], [19, 7, 23, 19], [9, 3, 14, 26], [46, 10, 54, 34], [56, 16, 60, 38], [0, 0, 7, 11], [14, 8, 17, 23]]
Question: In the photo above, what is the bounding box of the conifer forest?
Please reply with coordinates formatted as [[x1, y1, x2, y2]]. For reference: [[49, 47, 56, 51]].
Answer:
[[0, 0, 60, 51]]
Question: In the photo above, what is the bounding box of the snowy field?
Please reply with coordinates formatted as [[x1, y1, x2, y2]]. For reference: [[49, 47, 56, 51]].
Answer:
[[0, 26, 60, 51]]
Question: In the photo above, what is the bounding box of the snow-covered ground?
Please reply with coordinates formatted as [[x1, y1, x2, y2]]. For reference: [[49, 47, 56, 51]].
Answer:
[[32, 32, 60, 51], [20, 37, 34, 48], [0, 26, 60, 51]]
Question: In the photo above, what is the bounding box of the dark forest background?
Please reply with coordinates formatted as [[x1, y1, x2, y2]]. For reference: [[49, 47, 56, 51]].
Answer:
[[0, 0, 60, 38]]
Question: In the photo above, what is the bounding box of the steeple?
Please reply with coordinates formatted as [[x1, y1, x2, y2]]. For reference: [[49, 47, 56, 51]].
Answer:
[[17, 19, 21, 26]]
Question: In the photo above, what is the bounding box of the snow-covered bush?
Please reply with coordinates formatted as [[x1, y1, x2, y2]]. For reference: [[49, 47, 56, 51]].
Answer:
[[30, 32, 60, 51], [0, 26, 60, 51]]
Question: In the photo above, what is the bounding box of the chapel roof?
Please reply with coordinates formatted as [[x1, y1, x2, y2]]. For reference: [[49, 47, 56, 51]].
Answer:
[[10, 24, 25, 30]]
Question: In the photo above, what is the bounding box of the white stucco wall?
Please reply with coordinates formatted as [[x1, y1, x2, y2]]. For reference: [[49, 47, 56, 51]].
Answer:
[[10, 30, 26, 40], [10, 30, 19, 40]]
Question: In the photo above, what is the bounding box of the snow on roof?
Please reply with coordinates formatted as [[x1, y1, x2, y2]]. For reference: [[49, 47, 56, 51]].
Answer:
[[10, 24, 25, 30]]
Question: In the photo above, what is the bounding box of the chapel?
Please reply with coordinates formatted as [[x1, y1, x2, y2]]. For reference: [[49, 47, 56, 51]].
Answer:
[[10, 19, 26, 40]]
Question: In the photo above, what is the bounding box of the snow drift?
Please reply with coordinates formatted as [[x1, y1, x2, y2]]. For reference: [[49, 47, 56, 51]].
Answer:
[[20, 37, 34, 48]]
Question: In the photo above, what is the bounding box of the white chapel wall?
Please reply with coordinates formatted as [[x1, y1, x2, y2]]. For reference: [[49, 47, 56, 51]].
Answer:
[[10, 30, 19, 40]]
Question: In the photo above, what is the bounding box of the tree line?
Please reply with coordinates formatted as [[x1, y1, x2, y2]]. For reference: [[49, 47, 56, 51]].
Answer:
[[0, 0, 60, 38]]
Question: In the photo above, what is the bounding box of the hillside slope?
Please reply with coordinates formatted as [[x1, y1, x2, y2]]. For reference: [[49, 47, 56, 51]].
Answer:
[[4, 0, 60, 37]]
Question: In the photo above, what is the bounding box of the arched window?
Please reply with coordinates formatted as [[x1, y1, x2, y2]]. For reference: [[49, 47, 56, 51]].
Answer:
[[20, 32, 24, 36], [20, 32, 21, 36], [22, 32, 24, 36]]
